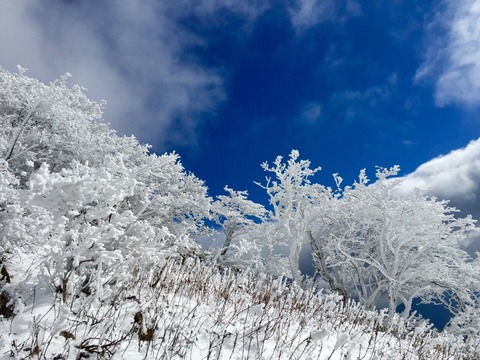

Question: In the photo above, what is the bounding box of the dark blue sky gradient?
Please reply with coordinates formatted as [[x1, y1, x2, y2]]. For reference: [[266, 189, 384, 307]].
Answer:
[[158, 1, 480, 206]]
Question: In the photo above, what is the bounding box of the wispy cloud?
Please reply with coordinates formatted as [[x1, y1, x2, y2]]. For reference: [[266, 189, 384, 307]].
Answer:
[[327, 78, 395, 125], [289, 0, 336, 31], [298, 102, 322, 124], [172, 0, 268, 21], [0, 1, 228, 147], [289, 0, 361, 32], [416, 0, 480, 107], [0, 0, 366, 147]]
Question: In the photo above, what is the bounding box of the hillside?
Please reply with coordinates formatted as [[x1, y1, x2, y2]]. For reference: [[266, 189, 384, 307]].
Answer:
[[1, 254, 477, 359]]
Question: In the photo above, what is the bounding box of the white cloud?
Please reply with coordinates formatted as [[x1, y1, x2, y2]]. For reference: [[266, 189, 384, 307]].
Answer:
[[400, 138, 480, 253], [417, 0, 480, 107], [0, 1, 231, 147], [402, 139, 480, 204]]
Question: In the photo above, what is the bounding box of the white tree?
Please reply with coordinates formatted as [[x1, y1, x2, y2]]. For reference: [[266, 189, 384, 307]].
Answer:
[[446, 294, 480, 340], [0, 67, 214, 305], [27, 159, 142, 302], [256, 150, 330, 284], [309, 166, 479, 319], [1, 66, 107, 178], [212, 186, 267, 257], [0, 66, 212, 242], [24, 156, 212, 303], [2, 67, 213, 232], [255, 151, 479, 321], [132, 151, 212, 241]]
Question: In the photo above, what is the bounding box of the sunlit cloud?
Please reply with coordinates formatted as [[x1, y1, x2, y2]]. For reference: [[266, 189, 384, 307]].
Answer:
[[402, 139, 480, 206], [401, 138, 480, 252]]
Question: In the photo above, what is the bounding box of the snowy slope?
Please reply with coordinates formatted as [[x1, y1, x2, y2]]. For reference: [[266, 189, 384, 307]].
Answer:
[[0, 254, 475, 360]]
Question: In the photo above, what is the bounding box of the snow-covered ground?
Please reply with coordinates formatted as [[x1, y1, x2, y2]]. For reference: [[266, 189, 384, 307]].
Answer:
[[0, 254, 475, 359]]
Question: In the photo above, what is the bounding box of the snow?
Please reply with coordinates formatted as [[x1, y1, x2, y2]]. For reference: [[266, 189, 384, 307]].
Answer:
[[0, 255, 474, 359]]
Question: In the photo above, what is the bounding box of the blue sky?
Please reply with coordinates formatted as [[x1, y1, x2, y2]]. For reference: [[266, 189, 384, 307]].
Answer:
[[2, 0, 480, 210], [2, 0, 480, 328]]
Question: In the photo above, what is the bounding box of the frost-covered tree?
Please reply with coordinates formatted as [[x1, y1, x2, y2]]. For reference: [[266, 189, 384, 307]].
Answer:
[[0, 66, 211, 241], [0, 159, 21, 253], [26, 159, 156, 302], [132, 151, 212, 240], [0, 66, 213, 304], [256, 150, 330, 284], [1, 66, 108, 178], [212, 186, 267, 257], [254, 151, 479, 320], [446, 295, 480, 340], [309, 166, 479, 319]]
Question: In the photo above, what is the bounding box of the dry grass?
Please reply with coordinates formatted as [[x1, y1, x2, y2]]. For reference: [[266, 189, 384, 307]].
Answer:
[[1, 257, 478, 359]]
